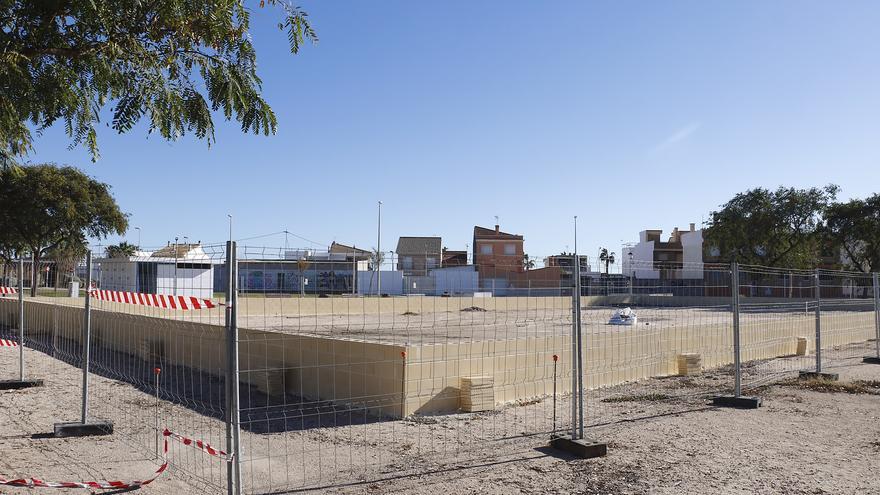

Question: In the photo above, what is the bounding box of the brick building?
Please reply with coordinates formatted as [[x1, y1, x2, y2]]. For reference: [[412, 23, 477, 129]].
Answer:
[[472, 224, 524, 276]]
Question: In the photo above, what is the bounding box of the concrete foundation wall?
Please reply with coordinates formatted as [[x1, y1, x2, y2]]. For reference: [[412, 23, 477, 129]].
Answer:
[[2, 298, 874, 419], [402, 310, 876, 415], [0, 299, 406, 417]]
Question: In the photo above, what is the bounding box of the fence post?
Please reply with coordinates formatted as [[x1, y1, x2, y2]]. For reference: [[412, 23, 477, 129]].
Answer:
[[53, 250, 111, 436], [875, 273, 880, 360], [712, 262, 761, 408], [18, 257, 24, 381], [732, 262, 742, 397], [865, 273, 880, 364], [81, 252, 92, 423], [0, 258, 43, 390], [568, 254, 578, 441], [550, 250, 606, 458], [574, 253, 584, 440], [815, 269, 822, 373], [225, 241, 242, 495]]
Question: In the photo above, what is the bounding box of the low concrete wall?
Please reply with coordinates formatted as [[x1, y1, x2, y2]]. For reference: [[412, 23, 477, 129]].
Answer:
[[0, 299, 406, 418], [2, 298, 874, 419], [402, 310, 876, 415]]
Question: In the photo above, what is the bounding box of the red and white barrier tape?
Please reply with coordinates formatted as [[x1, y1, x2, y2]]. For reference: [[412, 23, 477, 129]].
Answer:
[[0, 429, 231, 489], [88, 290, 217, 310], [0, 439, 168, 489], [0, 339, 18, 347], [163, 428, 232, 461], [0, 286, 17, 295]]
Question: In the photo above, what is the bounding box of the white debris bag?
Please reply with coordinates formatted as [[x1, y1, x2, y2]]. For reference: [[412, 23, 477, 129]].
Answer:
[[608, 307, 638, 326]]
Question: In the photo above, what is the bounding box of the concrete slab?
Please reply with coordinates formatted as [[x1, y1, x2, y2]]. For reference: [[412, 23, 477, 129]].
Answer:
[[798, 371, 839, 381], [549, 434, 607, 459], [0, 379, 44, 390], [53, 420, 114, 438], [712, 395, 762, 409]]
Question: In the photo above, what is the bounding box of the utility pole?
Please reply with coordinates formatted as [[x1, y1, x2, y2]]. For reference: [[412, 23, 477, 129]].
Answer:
[[377, 201, 382, 297]]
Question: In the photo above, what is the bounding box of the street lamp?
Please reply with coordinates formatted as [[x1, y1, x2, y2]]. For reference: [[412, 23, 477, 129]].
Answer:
[[628, 251, 634, 296], [377, 201, 382, 297], [174, 236, 179, 296], [135, 227, 141, 250]]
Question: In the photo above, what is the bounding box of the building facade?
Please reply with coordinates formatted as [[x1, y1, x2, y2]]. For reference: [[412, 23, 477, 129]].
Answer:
[[395, 237, 442, 276], [472, 224, 524, 276]]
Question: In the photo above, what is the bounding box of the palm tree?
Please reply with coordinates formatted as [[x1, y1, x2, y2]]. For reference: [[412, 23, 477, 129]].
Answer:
[[599, 248, 615, 275], [296, 258, 311, 296], [105, 241, 138, 259], [367, 248, 384, 295], [522, 254, 535, 271]]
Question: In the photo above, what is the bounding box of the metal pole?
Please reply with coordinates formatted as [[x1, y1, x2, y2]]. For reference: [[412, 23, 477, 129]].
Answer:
[[81, 252, 93, 423], [574, 218, 584, 440], [154, 367, 161, 459], [377, 201, 382, 297], [815, 269, 822, 373], [17, 257, 24, 381], [225, 241, 242, 495], [731, 262, 742, 397], [569, 254, 577, 440], [552, 354, 558, 434], [874, 273, 879, 359]]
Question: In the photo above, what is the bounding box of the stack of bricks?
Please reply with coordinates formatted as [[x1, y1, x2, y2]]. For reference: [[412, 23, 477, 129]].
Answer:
[[676, 353, 702, 376], [460, 376, 495, 412]]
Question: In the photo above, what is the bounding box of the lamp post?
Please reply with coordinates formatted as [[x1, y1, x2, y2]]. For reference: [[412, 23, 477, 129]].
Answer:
[[628, 251, 634, 296], [135, 227, 141, 250], [173, 236, 179, 296], [377, 201, 382, 297]]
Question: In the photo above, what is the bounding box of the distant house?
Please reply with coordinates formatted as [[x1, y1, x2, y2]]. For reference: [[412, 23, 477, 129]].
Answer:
[[623, 224, 704, 280], [395, 237, 442, 276], [329, 242, 373, 261], [97, 243, 215, 299], [472, 224, 524, 276], [216, 248, 371, 295], [441, 248, 468, 267]]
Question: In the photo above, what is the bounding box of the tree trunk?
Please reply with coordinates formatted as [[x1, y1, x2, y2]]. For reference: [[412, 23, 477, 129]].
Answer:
[[30, 251, 39, 297]]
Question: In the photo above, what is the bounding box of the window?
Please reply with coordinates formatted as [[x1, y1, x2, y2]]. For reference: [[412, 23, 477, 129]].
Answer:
[[480, 245, 493, 255], [504, 244, 516, 255], [426, 257, 438, 269], [402, 257, 413, 270]]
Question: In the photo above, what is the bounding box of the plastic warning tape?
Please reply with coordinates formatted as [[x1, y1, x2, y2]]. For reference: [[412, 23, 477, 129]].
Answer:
[[0, 429, 231, 489], [163, 428, 233, 462], [0, 339, 18, 347], [89, 289, 217, 310], [0, 439, 169, 489], [0, 286, 17, 295]]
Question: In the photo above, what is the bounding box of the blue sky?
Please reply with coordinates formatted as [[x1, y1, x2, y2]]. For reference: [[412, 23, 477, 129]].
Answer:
[[24, 1, 880, 261]]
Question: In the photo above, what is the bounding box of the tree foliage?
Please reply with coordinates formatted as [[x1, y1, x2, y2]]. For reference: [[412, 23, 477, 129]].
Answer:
[[1, 1, 317, 160], [599, 248, 615, 274], [824, 194, 880, 272], [704, 185, 839, 268], [0, 163, 128, 294], [105, 241, 138, 258]]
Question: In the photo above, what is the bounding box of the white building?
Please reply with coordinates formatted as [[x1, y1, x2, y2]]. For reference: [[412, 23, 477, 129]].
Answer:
[[97, 244, 215, 299], [622, 224, 704, 280]]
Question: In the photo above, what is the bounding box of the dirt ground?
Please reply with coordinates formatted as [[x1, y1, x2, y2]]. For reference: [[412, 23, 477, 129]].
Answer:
[[3, 342, 880, 494]]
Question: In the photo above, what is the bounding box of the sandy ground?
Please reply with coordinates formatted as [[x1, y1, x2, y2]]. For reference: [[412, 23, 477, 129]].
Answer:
[[0, 348, 203, 494], [3, 340, 880, 494]]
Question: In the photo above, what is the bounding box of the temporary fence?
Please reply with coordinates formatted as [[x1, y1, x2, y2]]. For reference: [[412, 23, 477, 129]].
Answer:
[[1, 248, 879, 494]]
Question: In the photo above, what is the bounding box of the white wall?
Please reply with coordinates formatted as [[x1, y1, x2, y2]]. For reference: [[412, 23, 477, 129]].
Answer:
[[631, 240, 659, 279], [432, 266, 479, 295], [156, 263, 214, 299], [680, 229, 704, 279], [98, 259, 138, 292], [358, 270, 404, 295]]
